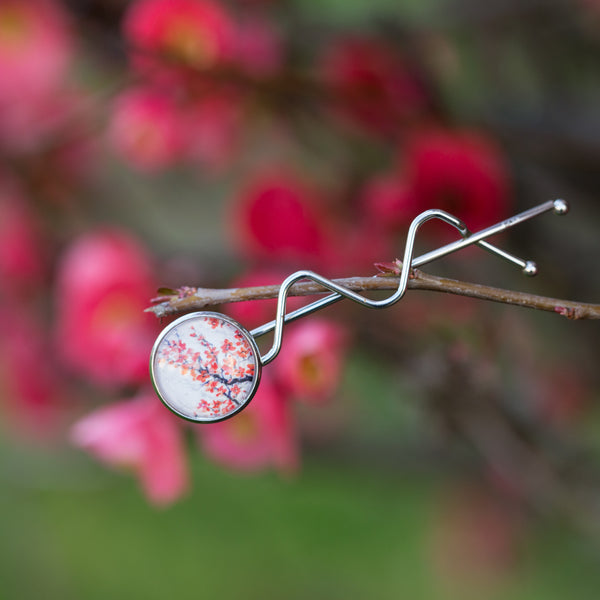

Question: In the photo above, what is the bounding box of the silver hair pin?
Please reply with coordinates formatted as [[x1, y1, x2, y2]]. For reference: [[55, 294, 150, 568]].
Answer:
[[150, 199, 569, 423]]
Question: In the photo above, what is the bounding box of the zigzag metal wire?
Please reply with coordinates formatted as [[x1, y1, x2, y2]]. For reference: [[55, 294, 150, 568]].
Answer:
[[253, 200, 569, 365]]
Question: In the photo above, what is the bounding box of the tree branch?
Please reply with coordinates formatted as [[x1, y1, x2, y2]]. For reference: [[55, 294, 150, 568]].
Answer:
[[146, 270, 600, 321]]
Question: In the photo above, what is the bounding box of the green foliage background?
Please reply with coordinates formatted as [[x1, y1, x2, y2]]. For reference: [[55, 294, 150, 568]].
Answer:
[[3, 441, 600, 600]]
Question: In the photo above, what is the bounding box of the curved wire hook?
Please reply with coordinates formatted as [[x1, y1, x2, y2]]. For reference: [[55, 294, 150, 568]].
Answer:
[[261, 209, 482, 364], [257, 200, 568, 365]]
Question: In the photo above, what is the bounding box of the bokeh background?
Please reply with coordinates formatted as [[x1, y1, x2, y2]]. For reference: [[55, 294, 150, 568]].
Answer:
[[1, 0, 599, 598]]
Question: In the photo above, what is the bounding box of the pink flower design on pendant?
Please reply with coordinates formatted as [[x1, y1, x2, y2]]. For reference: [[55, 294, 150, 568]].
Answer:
[[150, 312, 261, 423]]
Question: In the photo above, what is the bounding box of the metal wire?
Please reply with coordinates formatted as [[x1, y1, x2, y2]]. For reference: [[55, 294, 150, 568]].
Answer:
[[254, 199, 568, 365]]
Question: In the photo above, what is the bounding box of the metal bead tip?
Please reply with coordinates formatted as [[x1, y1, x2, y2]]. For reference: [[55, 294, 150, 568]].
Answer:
[[522, 261, 538, 277], [553, 199, 569, 215]]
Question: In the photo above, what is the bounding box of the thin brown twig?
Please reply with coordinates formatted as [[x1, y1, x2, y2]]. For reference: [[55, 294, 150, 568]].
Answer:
[[146, 270, 600, 320]]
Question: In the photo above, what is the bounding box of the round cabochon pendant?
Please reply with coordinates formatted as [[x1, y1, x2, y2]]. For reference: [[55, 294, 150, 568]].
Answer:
[[150, 312, 262, 423]]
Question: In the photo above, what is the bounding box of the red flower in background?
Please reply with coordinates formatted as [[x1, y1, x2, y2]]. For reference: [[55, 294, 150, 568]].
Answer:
[[231, 170, 334, 268], [124, 0, 236, 76], [200, 373, 298, 474], [276, 319, 347, 403], [405, 128, 511, 232], [71, 391, 189, 506], [361, 128, 511, 234], [108, 87, 184, 172], [321, 37, 427, 138], [361, 172, 419, 232], [55, 229, 158, 388]]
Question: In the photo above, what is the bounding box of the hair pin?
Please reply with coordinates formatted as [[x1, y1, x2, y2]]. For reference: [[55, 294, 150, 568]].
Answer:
[[150, 199, 569, 423]]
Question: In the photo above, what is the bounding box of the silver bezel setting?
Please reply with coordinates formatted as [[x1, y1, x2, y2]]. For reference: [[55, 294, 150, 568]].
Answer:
[[150, 311, 262, 424]]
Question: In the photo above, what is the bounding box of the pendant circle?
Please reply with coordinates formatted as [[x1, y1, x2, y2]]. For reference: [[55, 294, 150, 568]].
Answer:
[[150, 312, 261, 423]]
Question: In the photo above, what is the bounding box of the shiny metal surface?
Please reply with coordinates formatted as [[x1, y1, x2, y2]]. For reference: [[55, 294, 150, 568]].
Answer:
[[253, 200, 568, 365]]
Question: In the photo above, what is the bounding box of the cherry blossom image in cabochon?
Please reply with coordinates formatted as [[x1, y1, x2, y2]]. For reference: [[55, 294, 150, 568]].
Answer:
[[150, 312, 261, 423]]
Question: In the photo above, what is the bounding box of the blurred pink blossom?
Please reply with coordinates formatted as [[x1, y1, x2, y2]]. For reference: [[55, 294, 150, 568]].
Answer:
[[0, 179, 45, 295], [0, 0, 72, 102], [55, 228, 158, 388], [321, 37, 427, 137], [50, 118, 99, 187], [337, 220, 396, 272], [201, 373, 298, 474], [71, 391, 189, 506], [182, 90, 244, 170], [0, 86, 94, 158], [361, 128, 511, 236], [360, 172, 419, 232], [0, 303, 64, 436], [124, 0, 236, 77], [231, 170, 334, 268], [404, 128, 511, 232], [108, 87, 184, 172], [276, 319, 347, 403], [234, 16, 283, 77], [0, 1, 83, 155]]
